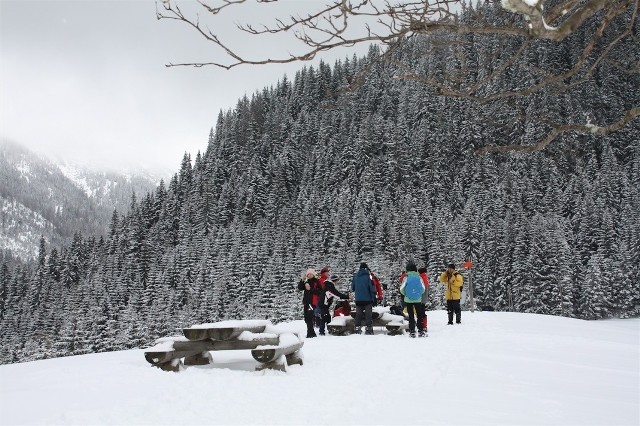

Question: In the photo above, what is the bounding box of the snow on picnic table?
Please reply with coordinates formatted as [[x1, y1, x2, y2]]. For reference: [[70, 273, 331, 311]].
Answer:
[[188, 319, 272, 329]]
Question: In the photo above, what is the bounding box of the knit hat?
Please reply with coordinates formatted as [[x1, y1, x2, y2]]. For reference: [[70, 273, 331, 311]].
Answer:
[[406, 261, 417, 272], [447, 263, 456, 270], [320, 266, 330, 274], [306, 268, 316, 276], [330, 274, 340, 282], [359, 262, 369, 270]]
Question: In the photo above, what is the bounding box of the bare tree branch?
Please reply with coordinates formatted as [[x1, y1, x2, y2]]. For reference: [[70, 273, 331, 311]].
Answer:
[[404, 0, 638, 103], [158, 0, 634, 67], [157, 0, 639, 153], [475, 106, 640, 154], [501, 0, 630, 41]]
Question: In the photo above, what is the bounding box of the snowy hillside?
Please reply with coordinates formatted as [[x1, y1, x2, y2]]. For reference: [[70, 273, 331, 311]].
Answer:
[[0, 141, 160, 261], [0, 198, 53, 259], [55, 161, 168, 203], [1, 311, 637, 425]]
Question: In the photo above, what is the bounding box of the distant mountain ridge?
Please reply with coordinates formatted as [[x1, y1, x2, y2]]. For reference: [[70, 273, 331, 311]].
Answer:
[[0, 141, 161, 261]]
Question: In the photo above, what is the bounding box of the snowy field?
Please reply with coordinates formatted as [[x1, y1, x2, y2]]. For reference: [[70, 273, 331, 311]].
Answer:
[[0, 311, 638, 425]]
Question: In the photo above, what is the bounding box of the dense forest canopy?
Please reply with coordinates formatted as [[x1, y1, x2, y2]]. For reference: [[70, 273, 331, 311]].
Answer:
[[0, 1, 638, 364]]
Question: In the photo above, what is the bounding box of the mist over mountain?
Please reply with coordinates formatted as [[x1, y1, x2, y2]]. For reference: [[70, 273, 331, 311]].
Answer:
[[0, 141, 162, 262]]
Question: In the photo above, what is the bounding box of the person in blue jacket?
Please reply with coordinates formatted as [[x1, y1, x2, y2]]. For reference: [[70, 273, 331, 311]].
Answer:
[[400, 261, 426, 338], [351, 262, 376, 335]]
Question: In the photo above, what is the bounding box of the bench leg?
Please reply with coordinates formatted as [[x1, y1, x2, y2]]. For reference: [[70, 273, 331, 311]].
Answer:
[[285, 350, 304, 366], [328, 325, 347, 336], [386, 326, 406, 336], [157, 358, 184, 372], [184, 351, 212, 366], [256, 354, 287, 372]]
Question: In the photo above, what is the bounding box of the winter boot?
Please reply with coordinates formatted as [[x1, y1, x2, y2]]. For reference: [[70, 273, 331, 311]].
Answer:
[[409, 330, 416, 338], [306, 324, 316, 338], [418, 330, 426, 338], [365, 327, 374, 335], [354, 326, 362, 335]]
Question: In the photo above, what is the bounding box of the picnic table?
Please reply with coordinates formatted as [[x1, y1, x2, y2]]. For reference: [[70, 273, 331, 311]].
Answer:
[[327, 306, 407, 336], [144, 320, 304, 372]]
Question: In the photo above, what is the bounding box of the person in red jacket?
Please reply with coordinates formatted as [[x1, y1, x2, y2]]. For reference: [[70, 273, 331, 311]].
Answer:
[[313, 266, 331, 334], [370, 271, 384, 305], [319, 266, 330, 285], [312, 266, 330, 307], [418, 267, 430, 332]]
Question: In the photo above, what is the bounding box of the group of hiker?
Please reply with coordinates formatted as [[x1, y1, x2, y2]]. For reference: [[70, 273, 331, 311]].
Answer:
[[297, 261, 464, 338]]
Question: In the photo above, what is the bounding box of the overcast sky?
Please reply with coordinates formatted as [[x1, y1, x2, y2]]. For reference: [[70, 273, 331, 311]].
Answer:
[[1, 0, 371, 174]]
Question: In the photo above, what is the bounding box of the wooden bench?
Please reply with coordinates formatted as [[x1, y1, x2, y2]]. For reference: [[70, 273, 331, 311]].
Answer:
[[144, 320, 304, 372], [327, 307, 407, 336]]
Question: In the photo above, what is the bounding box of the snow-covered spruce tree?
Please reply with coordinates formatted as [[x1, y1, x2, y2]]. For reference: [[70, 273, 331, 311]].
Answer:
[[579, 252, 611, 320]]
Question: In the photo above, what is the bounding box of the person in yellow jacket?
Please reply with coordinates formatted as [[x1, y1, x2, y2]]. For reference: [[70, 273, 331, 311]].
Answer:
[[439, 263, 464, 325]]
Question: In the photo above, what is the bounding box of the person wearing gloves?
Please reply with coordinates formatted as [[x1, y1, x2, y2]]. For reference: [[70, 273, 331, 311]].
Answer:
[[439, 263, 464, 325], [400, 261, 426, 338], [317, 274, 350, 335], [313, 266, 331, 334]]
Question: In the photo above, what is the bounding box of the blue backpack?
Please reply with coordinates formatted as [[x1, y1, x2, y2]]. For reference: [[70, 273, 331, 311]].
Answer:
[[404, 274, 423, 300]]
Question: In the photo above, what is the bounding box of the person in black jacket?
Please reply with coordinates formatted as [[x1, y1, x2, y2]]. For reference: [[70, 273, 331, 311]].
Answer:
[[297, 268, 320, 338], [318, 274, 350, 335]]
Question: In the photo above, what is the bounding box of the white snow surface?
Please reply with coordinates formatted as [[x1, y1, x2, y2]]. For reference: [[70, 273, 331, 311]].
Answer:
[[56, 163, 96, 198], [0, 311, 638, 425], [190, 319, 273, 329]]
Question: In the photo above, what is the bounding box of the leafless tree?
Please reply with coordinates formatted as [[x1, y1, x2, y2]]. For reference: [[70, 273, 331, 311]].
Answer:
[[157, 0, 639, 154]]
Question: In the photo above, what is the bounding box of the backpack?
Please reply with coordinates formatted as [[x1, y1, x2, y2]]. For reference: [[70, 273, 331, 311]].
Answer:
[[404, 274, 423, 300]]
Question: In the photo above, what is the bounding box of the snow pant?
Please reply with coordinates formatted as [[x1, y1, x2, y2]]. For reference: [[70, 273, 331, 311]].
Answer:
[[447, 299, 461, 324], [304, 305, 316, 337], [354, 302, 373, 331], [313, 305, 326, 334], [405, 302, 426, 333]]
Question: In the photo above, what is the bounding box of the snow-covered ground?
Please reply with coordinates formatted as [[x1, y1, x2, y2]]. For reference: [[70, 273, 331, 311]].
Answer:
[[0, 311, 638, 425]]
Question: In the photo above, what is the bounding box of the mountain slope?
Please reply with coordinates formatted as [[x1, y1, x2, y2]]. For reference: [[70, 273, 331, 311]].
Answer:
[[0, 312, 637, 425], [0, 141, 160, 260]]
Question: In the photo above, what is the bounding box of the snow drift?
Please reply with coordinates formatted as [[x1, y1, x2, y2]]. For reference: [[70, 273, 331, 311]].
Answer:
[[0, 311, 638, 425]]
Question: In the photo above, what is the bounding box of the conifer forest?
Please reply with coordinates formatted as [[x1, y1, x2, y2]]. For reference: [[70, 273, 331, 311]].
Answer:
[[0, 2, 638, 363]]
